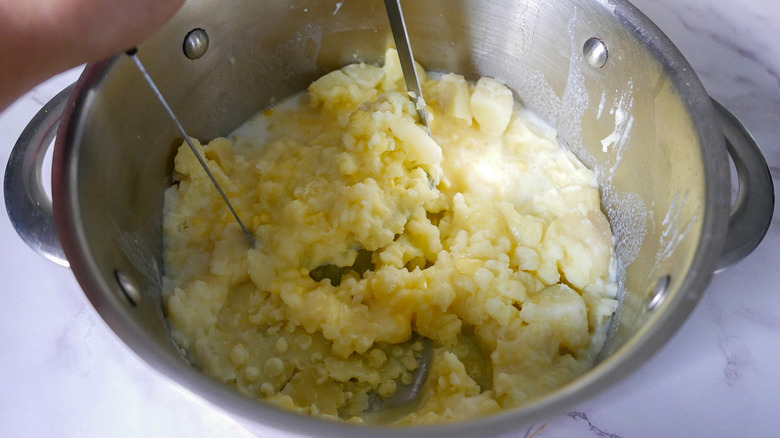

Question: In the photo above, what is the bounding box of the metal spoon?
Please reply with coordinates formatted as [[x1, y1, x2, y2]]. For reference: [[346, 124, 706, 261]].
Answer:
[[384, 0, 432, 137]]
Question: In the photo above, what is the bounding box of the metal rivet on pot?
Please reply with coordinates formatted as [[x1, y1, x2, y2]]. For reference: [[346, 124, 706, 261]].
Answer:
[[183, 28, 209, 60], [115, 270, 141, 306], [647, 275, 671, 311], [583, 37, 608, 68]]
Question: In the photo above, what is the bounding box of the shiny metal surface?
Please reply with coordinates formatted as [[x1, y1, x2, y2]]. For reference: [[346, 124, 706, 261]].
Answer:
[[646, 275, 670, 311], [583, 37, 609, 68], [3, 84, 72, 267], [128, 51, 256, 247], [115, 269, 142, 306], [2, 0, 768, 436], [712, 99, 775, 270], [183, 28, 209, 60], [384, 0, 431, 135]]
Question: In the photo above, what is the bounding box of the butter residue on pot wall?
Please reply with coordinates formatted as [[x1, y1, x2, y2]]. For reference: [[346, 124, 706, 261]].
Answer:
[[161, 48, 619, 424]]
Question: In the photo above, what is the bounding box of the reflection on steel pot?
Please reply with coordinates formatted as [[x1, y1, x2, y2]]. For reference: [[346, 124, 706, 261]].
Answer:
[[3, 0, 774, 436]]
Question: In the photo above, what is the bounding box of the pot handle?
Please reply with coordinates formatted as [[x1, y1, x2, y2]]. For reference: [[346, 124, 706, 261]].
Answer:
[[3, 90, 773, 270], [3, 84, 75, 268], [713, 99, 775, 271]]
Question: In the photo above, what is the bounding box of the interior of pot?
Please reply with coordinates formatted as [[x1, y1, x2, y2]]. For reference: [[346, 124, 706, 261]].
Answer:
[[54, 0, 729, 435]]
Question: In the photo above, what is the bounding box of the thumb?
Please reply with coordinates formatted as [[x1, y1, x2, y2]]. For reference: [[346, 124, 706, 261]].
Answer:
[[0, 0, 185, 110]]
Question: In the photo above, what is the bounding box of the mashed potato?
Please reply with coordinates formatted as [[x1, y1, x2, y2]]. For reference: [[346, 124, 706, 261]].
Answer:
[[162, 48, 618, 424]]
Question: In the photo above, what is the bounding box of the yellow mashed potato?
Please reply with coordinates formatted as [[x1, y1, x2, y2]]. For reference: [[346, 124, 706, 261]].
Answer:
[[162, 48, 618, 424]]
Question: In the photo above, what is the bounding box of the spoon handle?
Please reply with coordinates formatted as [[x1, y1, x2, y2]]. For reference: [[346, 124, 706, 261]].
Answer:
[[383, 0, 432, 136]]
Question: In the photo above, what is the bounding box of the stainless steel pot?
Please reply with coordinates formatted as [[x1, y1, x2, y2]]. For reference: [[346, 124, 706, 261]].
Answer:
[[4, 0, 774, 436]]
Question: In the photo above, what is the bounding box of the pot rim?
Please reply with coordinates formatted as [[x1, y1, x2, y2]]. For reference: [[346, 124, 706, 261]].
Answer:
[[51, 0, 731, 436]]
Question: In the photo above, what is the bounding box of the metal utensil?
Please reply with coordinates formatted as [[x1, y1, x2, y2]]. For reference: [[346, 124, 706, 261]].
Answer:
[[359, 1, 437, 418], [5, 1, 775, 436], [384, 0, 432, 136], [131, 39, 428, 416], [365, 337, 432, 419], [126, 48, 255, 248]]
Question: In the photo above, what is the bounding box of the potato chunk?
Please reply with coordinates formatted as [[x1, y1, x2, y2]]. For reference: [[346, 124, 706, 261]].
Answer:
[[470, 77, 514, 136], [438, 73, 472, 124]]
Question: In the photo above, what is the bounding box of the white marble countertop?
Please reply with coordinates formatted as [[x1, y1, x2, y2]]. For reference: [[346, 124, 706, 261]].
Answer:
[[1, 0, 778, 436]]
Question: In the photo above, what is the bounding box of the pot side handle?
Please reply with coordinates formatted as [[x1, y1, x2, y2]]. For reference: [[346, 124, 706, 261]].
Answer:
[[713, 98, 775, 271], [3, 84, 75, 268], [3, 90, 773, 271]]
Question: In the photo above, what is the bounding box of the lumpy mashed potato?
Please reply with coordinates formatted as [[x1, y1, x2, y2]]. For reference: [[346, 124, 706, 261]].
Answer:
[[162, 48, 618, 424]]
